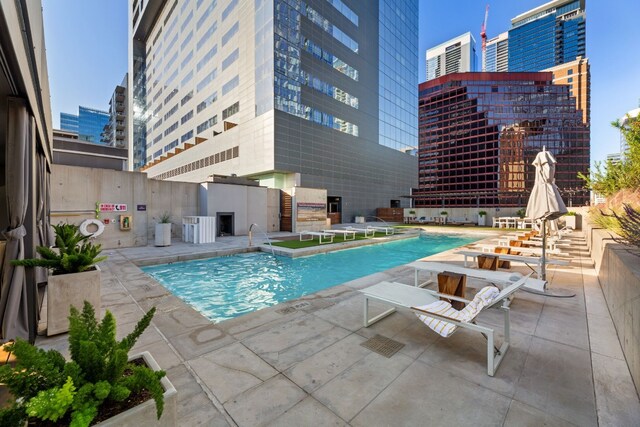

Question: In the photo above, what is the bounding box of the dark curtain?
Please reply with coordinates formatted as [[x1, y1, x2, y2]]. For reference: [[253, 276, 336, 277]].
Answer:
[[0, 98, 30, 340]]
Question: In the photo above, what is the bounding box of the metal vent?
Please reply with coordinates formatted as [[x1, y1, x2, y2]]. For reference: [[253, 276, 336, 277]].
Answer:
[[360, 335, 405, 358]]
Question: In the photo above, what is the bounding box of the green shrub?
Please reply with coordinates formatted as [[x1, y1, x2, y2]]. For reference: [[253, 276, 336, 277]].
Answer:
[[11, 223, 106, 275], [608, 204, 640, 250], [478, 211, 487, 216], [579, 116, 640, 196], [565, 211, 577, 216], [0, 302, 165, 427], [516, 208, 526, 218], [440, 211, 448, 215]]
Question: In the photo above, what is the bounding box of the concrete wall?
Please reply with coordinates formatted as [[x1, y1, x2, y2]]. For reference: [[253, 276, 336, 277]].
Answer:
[[52, 165, 280, 248], [585, 220, 640, 396], [201, 183, 277, 236], [51, 165, 199, 248]]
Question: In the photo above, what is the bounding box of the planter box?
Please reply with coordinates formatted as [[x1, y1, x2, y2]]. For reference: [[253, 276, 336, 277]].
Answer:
[[478, 215, 486, 226], [155, 223, 172, 246], [47, 267, 101, 336], [564, 215, 576, 230], [96, 351, 177, 427]]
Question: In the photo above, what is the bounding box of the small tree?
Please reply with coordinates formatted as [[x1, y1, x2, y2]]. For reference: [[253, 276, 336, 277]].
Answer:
[[579, 115, 640, 196]]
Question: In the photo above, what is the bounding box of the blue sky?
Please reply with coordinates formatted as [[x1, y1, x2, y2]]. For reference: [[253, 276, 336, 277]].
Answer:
[[43, 0, 640, 166]]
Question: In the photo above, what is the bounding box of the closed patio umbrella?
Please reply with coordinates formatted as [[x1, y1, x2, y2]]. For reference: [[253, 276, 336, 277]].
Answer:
[[525, 148, 573, 297]]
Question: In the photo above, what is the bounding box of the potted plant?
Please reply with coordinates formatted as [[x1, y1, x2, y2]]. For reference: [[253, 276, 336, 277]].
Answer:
[[478, 210, 487, 226], [516, 208, 526, 219], [354, 213, 365, 224], [564, 211, 577, 229], [12, 223, 106, 335], [440, 211, 448, 224], [0, 302, 176, 427], [155, 212, 172, 247]]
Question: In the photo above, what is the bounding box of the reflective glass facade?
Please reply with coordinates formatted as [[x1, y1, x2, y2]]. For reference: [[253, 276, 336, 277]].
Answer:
[[508, 0, 585, 72], [78, 106, 110, 144], [379, 0, 418, 151], [60, 112, 78, 133], [416, 72, 590, 208]]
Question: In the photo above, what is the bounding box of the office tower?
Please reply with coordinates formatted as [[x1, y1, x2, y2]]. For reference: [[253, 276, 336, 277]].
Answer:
[[508, 0, 586, 72], [484, 31, 508, 72], [426, 32, 477, 81], [102, 74, 128, 148], [59, 106, 110, 144], [543, 56, 590, 124], [61, 112, 79, 132], [416, 72, 590, 208], [129, 0, 418, 218], [77, 106, 110, 143]]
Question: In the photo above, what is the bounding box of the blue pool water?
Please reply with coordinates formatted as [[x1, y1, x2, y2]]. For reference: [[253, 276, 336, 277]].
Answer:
[[142, 234, 479, 323]]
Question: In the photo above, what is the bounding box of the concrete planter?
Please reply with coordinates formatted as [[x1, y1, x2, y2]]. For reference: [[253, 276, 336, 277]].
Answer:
[[440, 215, 447, 224], [478, 215, 486, 226], [96, 351, 177, 427], [47, 266, 101, 336], [564, 215, 576, 230], [155, 223, 172, 246], [354, 216, 365, 224]]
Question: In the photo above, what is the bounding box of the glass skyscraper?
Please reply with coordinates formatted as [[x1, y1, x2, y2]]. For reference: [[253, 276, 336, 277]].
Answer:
[[59, 106, 110, 144], [129, 0, 418, 219], [78, 106, 110, 144], [60, 112, 78, 133], [508, 0, 586, 72], [416, 72, 590, 208]]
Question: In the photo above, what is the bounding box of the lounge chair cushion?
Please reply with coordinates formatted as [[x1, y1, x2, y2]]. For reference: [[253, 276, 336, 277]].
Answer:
[[414, 286, 500, 337]]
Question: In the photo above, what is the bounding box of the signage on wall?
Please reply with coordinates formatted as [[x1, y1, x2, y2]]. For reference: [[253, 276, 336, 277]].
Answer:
[[99, 203, 128, 212], [137, 205, 147, 211], [296, 202, 327, 222]]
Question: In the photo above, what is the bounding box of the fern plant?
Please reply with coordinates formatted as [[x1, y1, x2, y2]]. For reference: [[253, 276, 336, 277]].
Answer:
[[12, 223, 106, 274], [0, 302, 165, 427]]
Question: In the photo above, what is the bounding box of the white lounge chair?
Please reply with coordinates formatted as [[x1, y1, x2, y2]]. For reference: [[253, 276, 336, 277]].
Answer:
[[455, 250, 570, 278], [345, 226, 375, 237], [367, 225, 394, 235], [474, 243, 570, 258], [299, 231, 334, 244], [406, 260, 547, 293], [360, 274, 532, 376], [322, 229, 356, 240]]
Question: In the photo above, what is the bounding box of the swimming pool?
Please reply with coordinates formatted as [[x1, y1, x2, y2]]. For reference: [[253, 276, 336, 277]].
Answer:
[[142, 234, 479, 323]]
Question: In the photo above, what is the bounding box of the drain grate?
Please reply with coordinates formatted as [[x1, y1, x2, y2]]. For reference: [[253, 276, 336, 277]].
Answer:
[[275, 306, 297, 315], [292, 301, 310, 310], [360, 334, 405, 358]]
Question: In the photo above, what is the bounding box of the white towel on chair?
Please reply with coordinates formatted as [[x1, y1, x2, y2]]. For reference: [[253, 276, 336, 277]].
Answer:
[[415, 286, 500, 337]]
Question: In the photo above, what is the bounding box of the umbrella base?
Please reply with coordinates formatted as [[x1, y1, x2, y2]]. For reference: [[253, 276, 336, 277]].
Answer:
[[522, 286, 576, 298]]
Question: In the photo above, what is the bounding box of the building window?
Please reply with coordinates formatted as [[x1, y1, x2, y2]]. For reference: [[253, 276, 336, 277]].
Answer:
[[222, 101, 239, 119], [197, 92, 218, 113], [222, 48, 239, 71], [222, 76, 239, 95], [197, 45, 217, 71], [197, 115, 218, 133], [221, 0, 238, 21], [222, 22, 239, 46]]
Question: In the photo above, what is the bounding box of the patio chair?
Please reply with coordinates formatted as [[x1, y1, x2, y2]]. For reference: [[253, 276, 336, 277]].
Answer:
[[360, 274, 532, 376]]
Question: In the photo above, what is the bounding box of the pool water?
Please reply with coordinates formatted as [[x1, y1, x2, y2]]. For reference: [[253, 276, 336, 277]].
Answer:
[[142, 234, 479, 323]]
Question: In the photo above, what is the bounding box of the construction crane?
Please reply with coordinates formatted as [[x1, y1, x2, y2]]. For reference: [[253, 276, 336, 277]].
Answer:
[[480, 4, 489, 71]]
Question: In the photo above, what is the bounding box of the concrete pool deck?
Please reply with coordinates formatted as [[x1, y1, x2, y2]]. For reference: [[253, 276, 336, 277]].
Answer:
[[36, 227, 640, 426]]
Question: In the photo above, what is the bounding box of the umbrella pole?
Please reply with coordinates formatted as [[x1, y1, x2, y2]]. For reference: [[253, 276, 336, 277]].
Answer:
[[541, 220, 547, 281]]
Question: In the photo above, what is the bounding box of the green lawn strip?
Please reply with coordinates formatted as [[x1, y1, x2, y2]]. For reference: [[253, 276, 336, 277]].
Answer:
[[271, 231, 392, 249]]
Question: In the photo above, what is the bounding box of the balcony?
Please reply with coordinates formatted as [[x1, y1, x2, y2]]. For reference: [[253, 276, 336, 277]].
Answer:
[[115, 102, 125, 112]]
